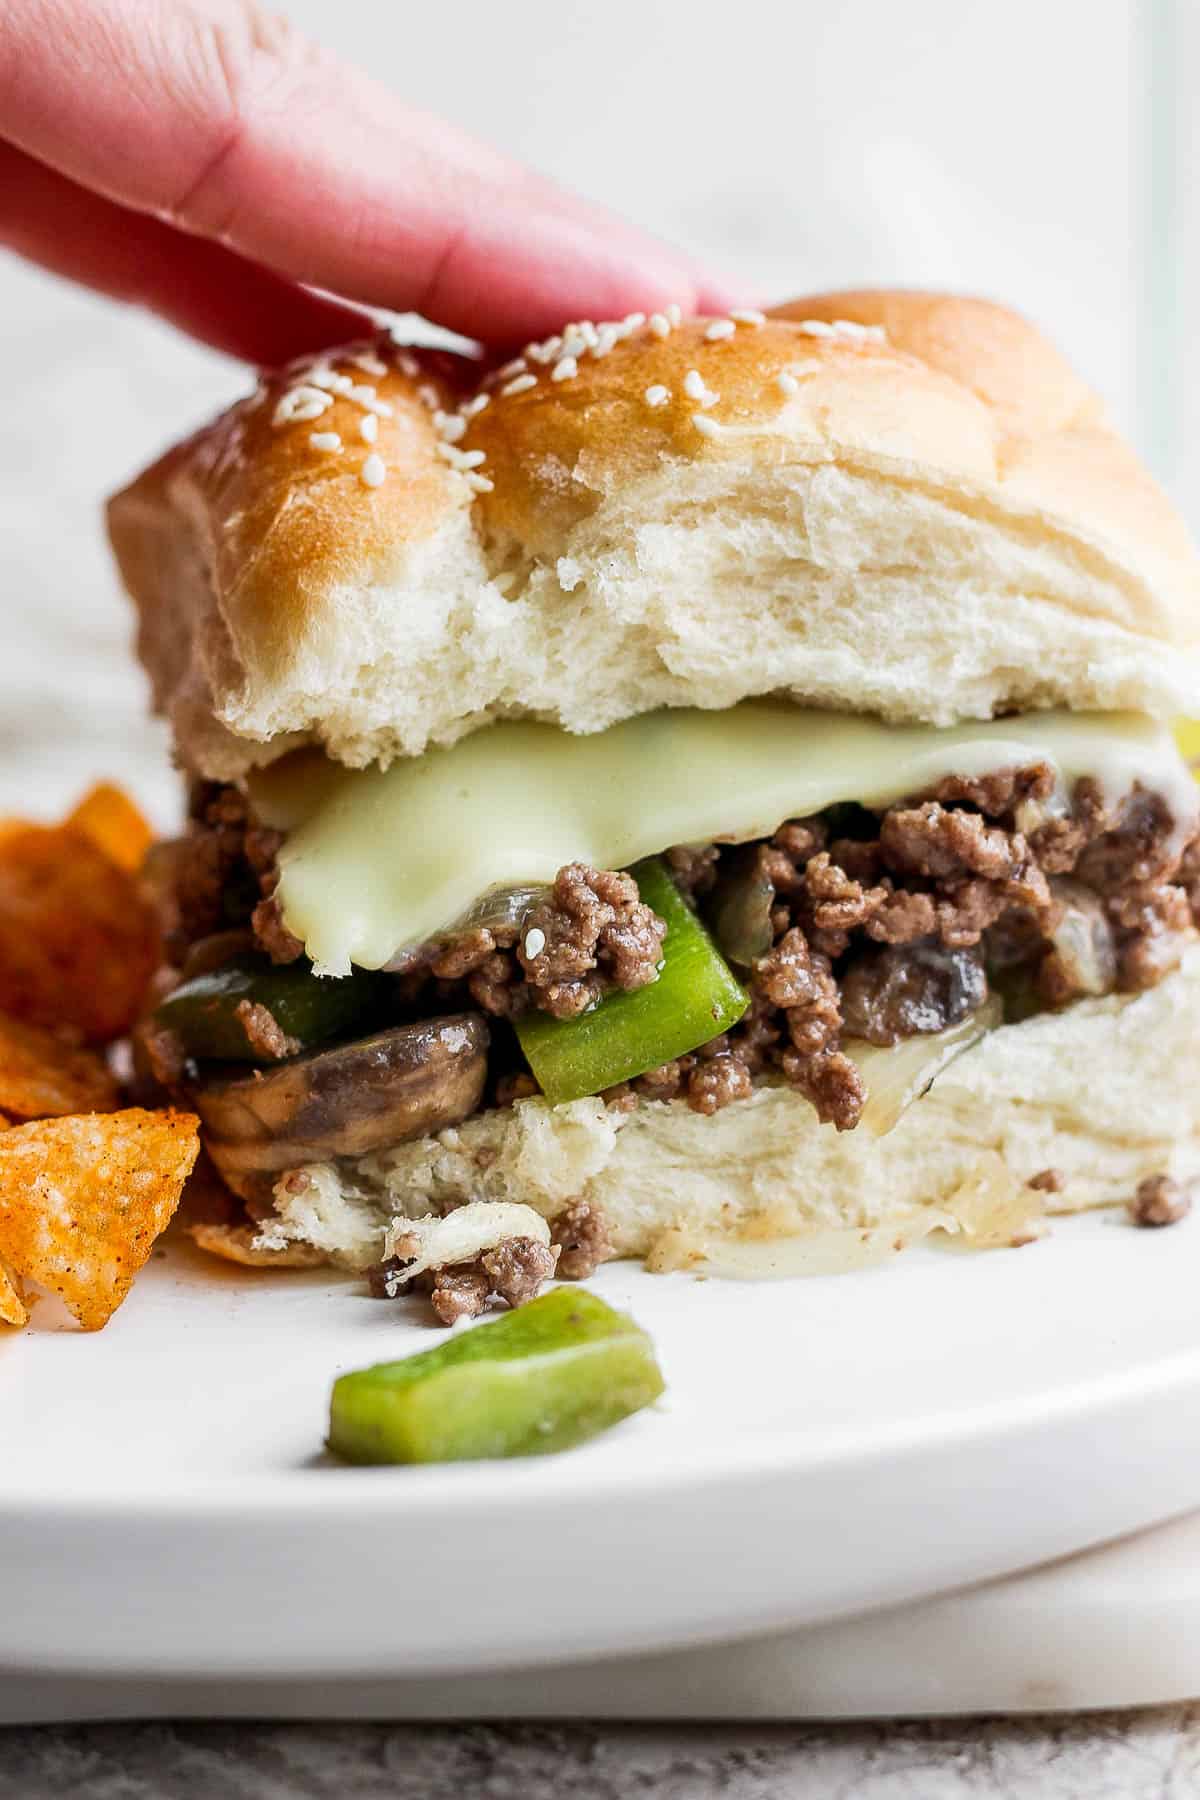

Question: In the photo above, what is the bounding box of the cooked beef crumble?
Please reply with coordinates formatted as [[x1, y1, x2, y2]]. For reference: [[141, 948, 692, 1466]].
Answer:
[[549, 1199, 616, 1279], [1128, 1173, 1193, 1229], [425, 862, 666, 1020], [373, 1234, 561, 1325], [154, 763, 1200, 1136]]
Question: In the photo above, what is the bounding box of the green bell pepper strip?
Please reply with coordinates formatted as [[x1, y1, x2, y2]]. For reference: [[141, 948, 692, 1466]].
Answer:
[[153, 954, 388, 1064], [328, 1288, 665, 1464], [514, 857, 749, 1103]]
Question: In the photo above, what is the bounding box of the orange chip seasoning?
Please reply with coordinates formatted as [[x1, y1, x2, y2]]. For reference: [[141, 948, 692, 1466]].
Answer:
[[0, 823, 160, 1043], [0, 1108, 200, 1331], [0, 1262, 26, 1327], [0, 1012, 119, 1120], [66, 783, 154, 875]]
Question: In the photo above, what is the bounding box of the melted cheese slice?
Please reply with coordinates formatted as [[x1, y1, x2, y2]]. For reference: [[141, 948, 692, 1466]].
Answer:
[[250, 704, 1197, 976]]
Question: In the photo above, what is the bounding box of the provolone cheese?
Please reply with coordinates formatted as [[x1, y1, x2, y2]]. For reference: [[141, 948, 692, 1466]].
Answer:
[[250, 704, 1197, 976]]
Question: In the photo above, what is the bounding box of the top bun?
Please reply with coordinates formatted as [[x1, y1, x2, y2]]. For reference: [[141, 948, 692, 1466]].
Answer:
[[107, 290, 1200, 780]]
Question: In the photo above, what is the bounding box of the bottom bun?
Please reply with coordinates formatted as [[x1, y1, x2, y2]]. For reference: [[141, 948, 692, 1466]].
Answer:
[[257, 947, 1200, 1276]]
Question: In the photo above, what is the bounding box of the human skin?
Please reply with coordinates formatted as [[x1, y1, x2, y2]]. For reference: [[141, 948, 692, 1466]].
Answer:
[[0, 0, 735, 363]]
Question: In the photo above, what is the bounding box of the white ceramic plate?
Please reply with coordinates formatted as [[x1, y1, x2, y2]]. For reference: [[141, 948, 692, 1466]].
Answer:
[[4, 1208, 1200, 1681]]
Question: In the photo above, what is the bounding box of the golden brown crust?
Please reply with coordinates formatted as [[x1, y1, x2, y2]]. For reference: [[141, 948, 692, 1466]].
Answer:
[[107, 295, 1200, 778], [468, 316, 995, 556], [772, 291, 1200, 618], [108, 338, 473, 705]]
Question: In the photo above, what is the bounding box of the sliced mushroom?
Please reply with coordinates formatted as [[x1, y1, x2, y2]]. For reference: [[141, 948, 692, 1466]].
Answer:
[[192, 1014, 489, 1198]]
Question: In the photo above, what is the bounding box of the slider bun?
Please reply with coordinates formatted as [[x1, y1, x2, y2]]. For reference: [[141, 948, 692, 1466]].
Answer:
[[262, 949, 1200, 1272], [108, 292, 1200, 780]]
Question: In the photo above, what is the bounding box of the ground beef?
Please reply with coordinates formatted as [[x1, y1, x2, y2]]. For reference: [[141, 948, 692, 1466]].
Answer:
[[423, 1237, 558, 1324], [609, 764, 1199, 1132], [419, 862, 669, 1022], [480, 1236, 558, 1306], [251, 894, 304, 965], [665, 843, 720, 897], [927, 763, 1056, 816], [150, 785, 301, 966], [1128, 1173, 1192, 1228], [427, 1265, 492, 1324], [233, 999, 299, 1061], [161, 762, 1200, 1141], [550, 1200, 615, 1279], [373, 1234, 560, 1324], [518, 864, 666, 1017]]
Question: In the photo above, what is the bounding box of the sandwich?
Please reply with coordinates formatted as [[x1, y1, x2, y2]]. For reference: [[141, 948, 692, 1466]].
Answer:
[[107, 289, 1200, 1309]]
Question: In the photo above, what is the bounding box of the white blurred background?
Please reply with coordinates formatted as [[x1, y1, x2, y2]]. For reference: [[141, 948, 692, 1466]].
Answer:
[[1, 0, 1194, 820]]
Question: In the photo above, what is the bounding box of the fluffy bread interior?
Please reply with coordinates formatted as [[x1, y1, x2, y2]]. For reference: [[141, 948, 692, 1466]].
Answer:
[[250, 947, 1200, 1274], [107, 292, 1200, 780]]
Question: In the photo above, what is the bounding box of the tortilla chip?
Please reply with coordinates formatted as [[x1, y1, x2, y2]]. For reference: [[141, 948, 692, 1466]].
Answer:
[[0, 1108, 199, 1330], [188, 1220, 327, 1269], [0, 1262, 27, 1327], [66, 783, 154, 874], [0, 823, 160, 1042], [180, 1152, 327, 1270], [0, 1012, 119, 1120]]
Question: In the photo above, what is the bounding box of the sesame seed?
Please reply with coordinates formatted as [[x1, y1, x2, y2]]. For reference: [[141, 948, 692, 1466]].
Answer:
[[461, 394, 491, 418], [395, 350, 421, 378], [648, 313, 671, 338], [309, 368, 354, 393], [309, 431, 342, 451], [434, 410, 467, 442], [417, 383, 440, 409], [496, 357, 528, 381], [683, 369, 718, 407], [795, 319, 836, 337], [360, 453, 386, 488], [832, 318, 870, 337], [777, 371, 800, 396], [730, 308, 766, 327], [592, 327, 619, 358], [623, 312, 646, 331], [436, 442, 488, 470], [345, 383, 393, 417], [526, 338, 561, 365], [551, 356, 578, 382], [705, 319, 737, 341], [272, 385, 333, 427], [349, 350, 388, 377], [644, 384, 670, 408], [501, 372, 538, 396], [692, 414, 721, 438], [559, 333, 588, 361], [665, 303, 683, 326], [465, 472, 494, 493], [523, 927, 546, 959], [359, 414, 379, 443]]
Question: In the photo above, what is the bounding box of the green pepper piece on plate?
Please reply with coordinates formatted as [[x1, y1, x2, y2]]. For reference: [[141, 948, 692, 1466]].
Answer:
[[328, 1288, 664, 1464], [514, 856, 748, 1104], [154, 954, 386, 1064]]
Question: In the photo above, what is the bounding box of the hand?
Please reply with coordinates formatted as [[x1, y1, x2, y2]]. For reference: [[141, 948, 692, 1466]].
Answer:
[[0, 0, 732, 363]]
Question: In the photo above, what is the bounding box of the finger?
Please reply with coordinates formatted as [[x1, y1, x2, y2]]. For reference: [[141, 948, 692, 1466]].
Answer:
[[2, 0, 736, 343], [0, 141, 372, 365]]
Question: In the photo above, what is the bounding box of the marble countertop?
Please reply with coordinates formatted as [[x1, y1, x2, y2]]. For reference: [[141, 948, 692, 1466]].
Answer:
[[4, 1713, 1200, 1799]]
